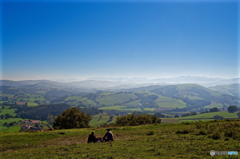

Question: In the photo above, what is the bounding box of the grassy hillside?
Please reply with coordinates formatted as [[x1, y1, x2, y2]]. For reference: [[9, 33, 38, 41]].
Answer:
[[1, 119, 240, 158], [179, 111, 238, 119], [209, 83, 239, 97], [96, 93, 137, 105], [0, 106, 17, 117], [89, 114, 115, 127], [155, 95, 186, 108]]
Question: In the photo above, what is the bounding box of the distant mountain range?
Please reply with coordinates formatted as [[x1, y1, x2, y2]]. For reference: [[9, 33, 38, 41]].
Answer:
[[0, 76, 239, 92]]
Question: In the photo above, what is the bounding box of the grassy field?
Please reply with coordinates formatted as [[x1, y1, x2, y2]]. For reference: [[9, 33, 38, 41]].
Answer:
[[96, 93, 137, 105], [205, 102, 223, 108], [5, 125, 21, 133], [0, 119, 240, 158], [0, 106, 17, 117], [123, 99, 141, 107], [179, 111, 238, 119], [99, 106, 127, 111], [89, 114, 115, 127], [178, 119, 213, 123], [155, 95, 186, 108]]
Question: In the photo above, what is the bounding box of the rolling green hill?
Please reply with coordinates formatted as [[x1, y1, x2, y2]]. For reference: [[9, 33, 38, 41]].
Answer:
[[96, 93, 137, 105], [1, 119, 240, 158], [208, 83, 239, 97]]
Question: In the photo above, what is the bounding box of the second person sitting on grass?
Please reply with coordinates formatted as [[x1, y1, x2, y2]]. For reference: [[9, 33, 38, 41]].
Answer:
[[103, 129, 114, 142]]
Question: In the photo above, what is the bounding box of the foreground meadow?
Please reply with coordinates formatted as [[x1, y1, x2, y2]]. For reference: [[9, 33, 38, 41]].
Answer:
[[0, 119, 240, 159]]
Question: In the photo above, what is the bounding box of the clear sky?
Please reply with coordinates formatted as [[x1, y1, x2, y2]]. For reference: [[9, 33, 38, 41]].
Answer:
[[1, 0, 239, 80]]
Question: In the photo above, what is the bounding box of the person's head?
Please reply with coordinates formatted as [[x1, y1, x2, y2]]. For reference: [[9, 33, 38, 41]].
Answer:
[[91, 131, 95, 135], [106, 129, 111, 132]]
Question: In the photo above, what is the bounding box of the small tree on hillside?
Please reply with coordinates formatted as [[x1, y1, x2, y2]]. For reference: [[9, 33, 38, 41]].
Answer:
[[109, 115, 114, 121], [209, 107, 220, 112], [237, 112, 240, 119], [228, 105, 237, 113], [53, 107, 92, 129]]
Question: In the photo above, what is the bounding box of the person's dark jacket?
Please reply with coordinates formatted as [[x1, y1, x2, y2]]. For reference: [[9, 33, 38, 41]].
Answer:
[[88, 134, 97, 143]]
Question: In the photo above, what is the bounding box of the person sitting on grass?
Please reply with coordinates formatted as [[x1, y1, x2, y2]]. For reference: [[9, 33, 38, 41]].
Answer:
[[87, 131, 98, 143], [103, 129, 114, 142]]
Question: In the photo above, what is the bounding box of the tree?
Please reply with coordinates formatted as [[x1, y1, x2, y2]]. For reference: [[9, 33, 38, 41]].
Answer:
[[228, 105, 237, 113], [47, 114, 53, 126], [109, 115, 114, 121], [0, 115, 4, 119], [174, 115, 179, 118], [237, 112, 240, 119], [213, 115, 224, 120], [209, 107, 220, 112], [53, 107, 92, 129]]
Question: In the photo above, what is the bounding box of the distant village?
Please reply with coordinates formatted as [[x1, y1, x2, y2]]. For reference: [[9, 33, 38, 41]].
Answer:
[[21, 120, 41, 130]]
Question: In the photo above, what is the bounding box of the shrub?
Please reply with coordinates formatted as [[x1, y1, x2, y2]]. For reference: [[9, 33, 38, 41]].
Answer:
[[176, 129, 190, 134], [146, 131, 154, 135], [53, 107, 92, 129], [198, 130, 207, 135], [224, 130, 234, 137], [228, 105, 237, 113], [212, 131, 221, 140]]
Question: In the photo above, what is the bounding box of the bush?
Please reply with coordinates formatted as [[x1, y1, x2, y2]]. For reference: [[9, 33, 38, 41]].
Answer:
[[228, 105, 237, 113], [115, 113, 161, 127], [176, 129, 190, 134], [209, 107, 220, 112], [146, 131, 154, 135], [53, 107, 92, 129], [212, 131, 221, 139], [213, 115, 224, 120], [224, 130, 234, 138], [198, 130, 207, 135]]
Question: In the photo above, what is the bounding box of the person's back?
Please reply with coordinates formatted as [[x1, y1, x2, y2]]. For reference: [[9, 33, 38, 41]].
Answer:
[[103, 129, 114, 141], [88, 131, 97, 143]]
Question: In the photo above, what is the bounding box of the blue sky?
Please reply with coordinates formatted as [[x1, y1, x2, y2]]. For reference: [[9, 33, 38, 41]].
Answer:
[[1, 0, 239, 80]]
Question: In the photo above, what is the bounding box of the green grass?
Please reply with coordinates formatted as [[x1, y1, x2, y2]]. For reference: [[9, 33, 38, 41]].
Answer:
[[144, 108, 156, 111], [96, 93, 137, 105], [178, 119, 213, 123], [99, 106, 127, 110], [0, 118, 23, 126], [0, 126, 8, 132], [123, 99, 141, 106], [155, 95, 186, 108], [1, 119, 240, 158], [0, 94, 15, 98], [27, 102, 38, 107], [183, 95, 204, 100], [180, 111, 238, 119], [0, 106, 17, 117], [100, 92, 116, 96], [89, 114, 115, 127], [205, 102, 223, 108], [5, 125, 21, 133]]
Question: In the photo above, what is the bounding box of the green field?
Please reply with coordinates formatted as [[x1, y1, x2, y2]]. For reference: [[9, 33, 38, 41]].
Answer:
[[123, 99, 141, 106], [205, 102, 223, 108], [99, 106, 155, 112], [0, 118, 23, 126], [0, 126, 8, 132], [0, 106, 17, 117], [96, 93, 137, 105], [155, 95, 186, 108], [5, 125, 21, 133], [1, 119, 240, 158], [89, 114, 115, 127], [99, 106, 127, 110], [178, 119, 213, 123], [179, 111, 238, 119]]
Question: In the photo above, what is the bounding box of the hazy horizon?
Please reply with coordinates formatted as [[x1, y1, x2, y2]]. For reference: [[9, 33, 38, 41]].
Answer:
[[1, 0, 239, 81]]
